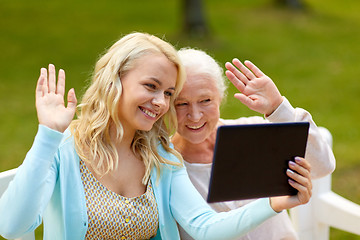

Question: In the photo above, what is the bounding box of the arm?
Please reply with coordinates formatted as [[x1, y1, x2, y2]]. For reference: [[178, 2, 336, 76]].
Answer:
[[0, 126, 62, 238], [0, 65, 77, 238], [266, 98, 336, 178], [170, 158, 311, 239], [225, 59, 335, 179], [170, 166, 277, 240]]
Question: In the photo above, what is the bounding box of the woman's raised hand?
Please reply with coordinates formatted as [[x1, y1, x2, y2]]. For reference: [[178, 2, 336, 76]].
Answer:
[[269, 157, 312, 212], [35, 64, 77, 133], [225, 59, 283, 116]]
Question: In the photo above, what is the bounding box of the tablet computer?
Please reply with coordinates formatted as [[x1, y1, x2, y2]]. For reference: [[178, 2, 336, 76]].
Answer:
[[207, 122, 309, 203]]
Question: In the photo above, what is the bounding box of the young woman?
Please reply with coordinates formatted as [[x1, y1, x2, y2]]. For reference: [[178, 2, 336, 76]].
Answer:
[[0, 33, 312, 240], [172, 48, 335, 240]]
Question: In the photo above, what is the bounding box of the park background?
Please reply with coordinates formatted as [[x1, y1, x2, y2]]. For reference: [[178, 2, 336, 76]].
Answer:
[[0, 0, 359, 239]]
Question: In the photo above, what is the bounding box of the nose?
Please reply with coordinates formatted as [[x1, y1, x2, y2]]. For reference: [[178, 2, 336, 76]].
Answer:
[[151, 93, 167, 109], [187, 104, 203, 122]]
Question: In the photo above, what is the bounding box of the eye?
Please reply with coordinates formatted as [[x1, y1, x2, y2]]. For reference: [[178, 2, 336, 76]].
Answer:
[[201, 98, 211, 103], [175, 102, 188, 107], [145, 83, 156, 90], [164, 91, 173, 97]]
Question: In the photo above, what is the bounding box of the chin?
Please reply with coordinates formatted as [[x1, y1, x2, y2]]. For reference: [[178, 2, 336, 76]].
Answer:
[[137, 119, 159, 132], [140, 126, 153, 132], [185, 135, 207, 145]]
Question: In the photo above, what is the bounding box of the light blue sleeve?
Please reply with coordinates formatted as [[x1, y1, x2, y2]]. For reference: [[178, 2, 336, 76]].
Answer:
[[169, 165, 278, 240], [0, 125, 63, 239]]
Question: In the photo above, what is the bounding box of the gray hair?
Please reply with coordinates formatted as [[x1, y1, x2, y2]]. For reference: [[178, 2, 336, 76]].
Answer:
[[178, 48, 228, 100]]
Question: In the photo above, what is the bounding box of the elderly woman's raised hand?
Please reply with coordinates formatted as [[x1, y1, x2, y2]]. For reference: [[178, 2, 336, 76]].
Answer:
[[225, 59, 283, 116], [35, 64, 77, 133]]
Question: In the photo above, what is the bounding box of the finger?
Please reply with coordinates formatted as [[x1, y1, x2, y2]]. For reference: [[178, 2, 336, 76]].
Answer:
[[48, 64, 56, 93], [289, 158, 311, 179], [294, 157, 311, 171], [287, 167, 312, 191], [225, 61, 250, 85], [232, 58, 256, 80], [244, 60, 266, 78], [36, 68, 47, 98], [67, 88, 77, 111], [56, 69, 66, 96], [287, 165, 312, 192], [288, 179, 311, 204], [292, 158, 312, 190], [289, 159, 310, 176], [234, 93, 256, 109], [225, 70, 246, 92], [287, 168, 309, 186]]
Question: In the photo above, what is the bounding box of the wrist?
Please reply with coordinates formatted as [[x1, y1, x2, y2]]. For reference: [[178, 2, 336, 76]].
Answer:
[[269, 197, 283, 213], [265, 96, 284, 117]]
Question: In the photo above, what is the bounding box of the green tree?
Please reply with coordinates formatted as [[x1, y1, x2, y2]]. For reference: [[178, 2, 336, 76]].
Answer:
[[275, 0, 306, 9], [182, 0, 209, 37]]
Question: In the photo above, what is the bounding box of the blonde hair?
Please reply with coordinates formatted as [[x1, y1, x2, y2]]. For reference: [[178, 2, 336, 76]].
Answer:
[[70, 32, 185, 184]]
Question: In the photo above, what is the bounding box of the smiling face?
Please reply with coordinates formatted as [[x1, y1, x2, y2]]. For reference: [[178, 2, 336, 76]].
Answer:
[[174, 70, 222, 145], [118, 53, 177, 135]]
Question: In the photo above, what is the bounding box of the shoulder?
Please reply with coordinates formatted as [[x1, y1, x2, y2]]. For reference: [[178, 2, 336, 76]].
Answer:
[[157, 143, 182, 164]]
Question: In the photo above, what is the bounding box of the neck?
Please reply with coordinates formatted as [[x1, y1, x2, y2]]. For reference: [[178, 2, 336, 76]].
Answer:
[[110, 123, 135, 151], [172, 131, 216, 164]]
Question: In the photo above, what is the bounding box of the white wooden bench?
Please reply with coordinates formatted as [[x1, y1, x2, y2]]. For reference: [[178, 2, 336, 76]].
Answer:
[[289, 127, 360, 239]]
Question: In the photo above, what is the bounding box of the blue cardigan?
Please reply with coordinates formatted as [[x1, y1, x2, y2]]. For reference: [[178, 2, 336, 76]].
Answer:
[[0, 125, 277, 239]]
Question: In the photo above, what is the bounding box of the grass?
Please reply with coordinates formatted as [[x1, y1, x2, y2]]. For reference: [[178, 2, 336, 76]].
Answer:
[[0, 0, 359, 239]]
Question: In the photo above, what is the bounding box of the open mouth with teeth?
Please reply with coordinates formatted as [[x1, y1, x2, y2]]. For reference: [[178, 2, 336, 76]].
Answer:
[[186, 122, 206, 130], [139, 107, 158, 118]]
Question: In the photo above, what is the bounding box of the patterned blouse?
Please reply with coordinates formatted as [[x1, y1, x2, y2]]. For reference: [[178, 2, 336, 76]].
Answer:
[[80, 160, 159, 240]]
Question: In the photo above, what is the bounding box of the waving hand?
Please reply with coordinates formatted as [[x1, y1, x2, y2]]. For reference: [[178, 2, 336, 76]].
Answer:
[[35, 64, 77, 133], [225, 59, 283, 116]]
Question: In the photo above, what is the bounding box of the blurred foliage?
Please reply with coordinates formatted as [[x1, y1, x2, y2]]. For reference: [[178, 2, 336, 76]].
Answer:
[[0, 0, 359, 239]]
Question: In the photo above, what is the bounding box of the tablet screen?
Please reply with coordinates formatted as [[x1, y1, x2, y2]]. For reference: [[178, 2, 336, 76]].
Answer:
[[207, 122, 309, 203]]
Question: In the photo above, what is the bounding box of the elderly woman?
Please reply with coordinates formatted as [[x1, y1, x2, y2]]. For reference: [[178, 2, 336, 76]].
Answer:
[[172, 48, 336, 240]]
